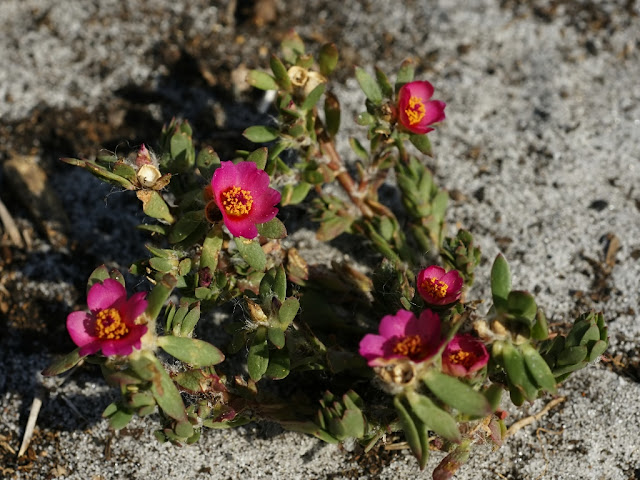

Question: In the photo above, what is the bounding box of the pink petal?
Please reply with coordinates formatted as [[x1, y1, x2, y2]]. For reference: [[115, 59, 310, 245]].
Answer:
[[67, 311, 97, 347], [79, 342, 101, 357], [122, 292, 148, 324], [87, 279, 126, 311], [401, 81, 435, 102], [212, 161, 240, 193], [359, 334, 387, 363], [441, 270, 463, 289], [411, 309, 441, 341], [422, 100, 446, 125], [101, 325, 147, 356], [379, 310, 415, 338], [235, 161, 270, 194], [226, 218, 259, 239], [420, 265, 446, 281]]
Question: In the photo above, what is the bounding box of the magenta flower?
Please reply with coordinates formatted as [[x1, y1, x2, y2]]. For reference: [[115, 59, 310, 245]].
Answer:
[[417, 265, 463, 306], [359, 309, 445, 367], [442, 334, 489, 377], [66, 279, 148, 357], [396, 81, 446, 134], [211, 161, 281, 239]]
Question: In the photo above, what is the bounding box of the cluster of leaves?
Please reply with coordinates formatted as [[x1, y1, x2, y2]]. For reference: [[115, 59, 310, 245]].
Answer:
[[45, 32, 608, 479]]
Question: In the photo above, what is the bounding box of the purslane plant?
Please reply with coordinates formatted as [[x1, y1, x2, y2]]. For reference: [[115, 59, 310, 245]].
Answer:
[[44, 32, 608, 478]]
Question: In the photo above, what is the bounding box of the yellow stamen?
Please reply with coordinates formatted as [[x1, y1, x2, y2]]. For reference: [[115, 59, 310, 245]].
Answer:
[[222, 186, 253, 217], [421, 277, 448, 299], [393, 334, 424, 357], [95, 308, 128, 340], [405, 96, 426, 125], [448, 350, 478, 368]]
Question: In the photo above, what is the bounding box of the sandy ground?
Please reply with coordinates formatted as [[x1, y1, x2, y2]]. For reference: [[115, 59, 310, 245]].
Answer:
[[1, 0, 640, 479]]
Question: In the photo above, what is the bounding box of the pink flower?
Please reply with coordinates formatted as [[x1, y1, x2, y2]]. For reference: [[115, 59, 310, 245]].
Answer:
[[396, 81, 446, 134], [211, 161, 281, 239], [359, 309, 445, 367], [66, 279, 148, 357], [417, 265, 463, 306], [442, 334, 489, 377]]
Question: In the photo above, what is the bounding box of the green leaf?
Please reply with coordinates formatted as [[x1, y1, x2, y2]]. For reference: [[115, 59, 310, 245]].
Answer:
[[168, 210, 205, 244], [248, 327, 270, 381], [301, 83, 326, 111], [87, 265, 125, 294], [137, 190, 174, 223], [137, 224, 168, 235], [374, 67, 393, 99], [246, 147, 268, 170], [130, 354, 187, 422], [84, 162, 135, 190], [556, 345, 588, 366], [319, 43, 339, 76], [281, 30, 305, 64], [349, 137, 369, 161], [270, 55, 292, 91], [274, 264, 287, 301], [235, 237, 267, 271], [243, 126, 279, 143], [278, 297, 300, 329], [169, 131, 195, 173], [355, 111, 376, 126], [531, 309, 549, 340], [520, 342, 557, 394], [501, 341, 538, 401], [507, 291, 537, 325], [106, 407, 134, 430], [580, 324, 601, 346], [145, 274, 177, 322], [355, 67, 383, 105], [280, 182, 312, 206], [588, 340, 608, 362], [41, 348, 83, 376], [265, 346, 290, 379], [180, 303, 201, 337], [393, 395, 429, 470], [483, 384, 503, 412], [256, 217, 287, 239], [196, 146, 220, 180], [324, 92, 341, 139], [395, 59, 416, 91], [200, 226, 224, 271], [158, 336, 225, 367], [268, 326, 286, 349], [406, 391, 461, 443], [409, 133, 432, 156], [112, 162, 137, 182], [174, 420, 194, 439], [247, 70, 279, 91], [491, 254, 511, 311], [422, 370, 491, 417]]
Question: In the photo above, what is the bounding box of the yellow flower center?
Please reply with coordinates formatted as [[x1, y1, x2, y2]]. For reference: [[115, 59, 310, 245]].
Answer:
[[405, 96, 426, 125], [448, 350, 478, 369], [393, 334, 424, 357], [222, 186, 253, 217], [95, 308, 129, 340], [421, 277, 448, 299]]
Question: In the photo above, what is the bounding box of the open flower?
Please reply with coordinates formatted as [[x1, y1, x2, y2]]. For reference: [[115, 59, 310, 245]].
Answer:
[[211, 161, 281, 239], [359, 309, 445, 367], [442, 334, 489, 377], [396, 81, 446, 134], [67, 279, 148, 357], [417, 265, 463, 306]]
